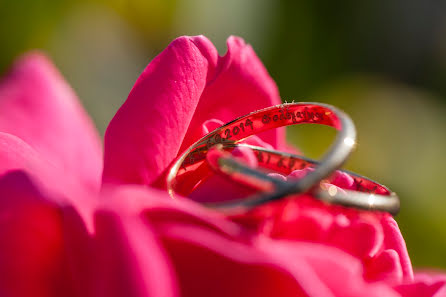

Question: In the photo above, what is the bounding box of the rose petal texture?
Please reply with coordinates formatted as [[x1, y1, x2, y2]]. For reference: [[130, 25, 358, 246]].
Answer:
[[0, 171, 67, 297], [0, 52, 103, 192], [0, 132, 96, 221], [104, 186, 401, 297], [103, 35, 285, 186], [395, 272, 446, 297], [254, 168, 414, 283], [0, 172, 178, 297]]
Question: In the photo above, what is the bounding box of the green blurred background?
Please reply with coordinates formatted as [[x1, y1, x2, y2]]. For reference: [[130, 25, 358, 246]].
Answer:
[[1, 0, 445, 268]]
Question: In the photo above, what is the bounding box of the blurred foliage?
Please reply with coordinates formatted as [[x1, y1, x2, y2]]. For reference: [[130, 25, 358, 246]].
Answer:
[[1, 0, 446, 269]]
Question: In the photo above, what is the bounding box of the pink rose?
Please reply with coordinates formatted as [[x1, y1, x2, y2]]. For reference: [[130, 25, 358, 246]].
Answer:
[[0, 35, 445, 297]]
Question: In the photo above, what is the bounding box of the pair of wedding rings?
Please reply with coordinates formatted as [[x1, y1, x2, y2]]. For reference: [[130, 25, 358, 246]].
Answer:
[[167, 103, 400, 216]]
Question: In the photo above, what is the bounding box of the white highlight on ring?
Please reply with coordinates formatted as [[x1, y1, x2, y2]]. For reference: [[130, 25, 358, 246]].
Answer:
[[328, 185, 338, 196], [368, 194, 375, 208], [343, 137, 355, 147]]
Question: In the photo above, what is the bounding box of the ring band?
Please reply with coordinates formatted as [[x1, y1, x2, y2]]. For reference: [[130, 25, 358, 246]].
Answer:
[[167, 102, 356, 209], [208, 143, 400, 215]]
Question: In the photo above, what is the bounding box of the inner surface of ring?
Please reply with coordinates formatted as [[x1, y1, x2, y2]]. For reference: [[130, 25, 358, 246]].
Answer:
[[205, 143, 399, 215], [212, 143, 390, 196]]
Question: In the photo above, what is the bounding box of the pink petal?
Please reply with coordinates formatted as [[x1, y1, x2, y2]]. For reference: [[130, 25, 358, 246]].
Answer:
[[179, 36, 283, 152], [0, 132, 48, 176], [267, 196, 412, 285], [0, 52, 103, 191], [105, 186, 398, 296], [99, 185, 404, 297], [0, 171, 178, 297], [288, 167, 315, 180], [331, 171, 355, 189], [272, 199, 334, 241], [160, 224, 398, 297], [160, 225, 307, 297], [0, 171, 66, 297], [366, 249, 403, 282], [231, 146, 259, 167], [327, 217, 383, 259], [382, 215, 414, 281], [101, 184, 246, 243], [394, 272, 446, 297], [103, 35, 283, 186], [87, 210, 178, 297], [0, 132, 96, 213], [103, 36, 210, 186]]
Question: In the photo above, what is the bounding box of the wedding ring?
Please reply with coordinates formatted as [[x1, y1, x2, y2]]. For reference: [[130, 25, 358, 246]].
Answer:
[[167, 102, 356, 210], [208, 143, 400, 215]]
